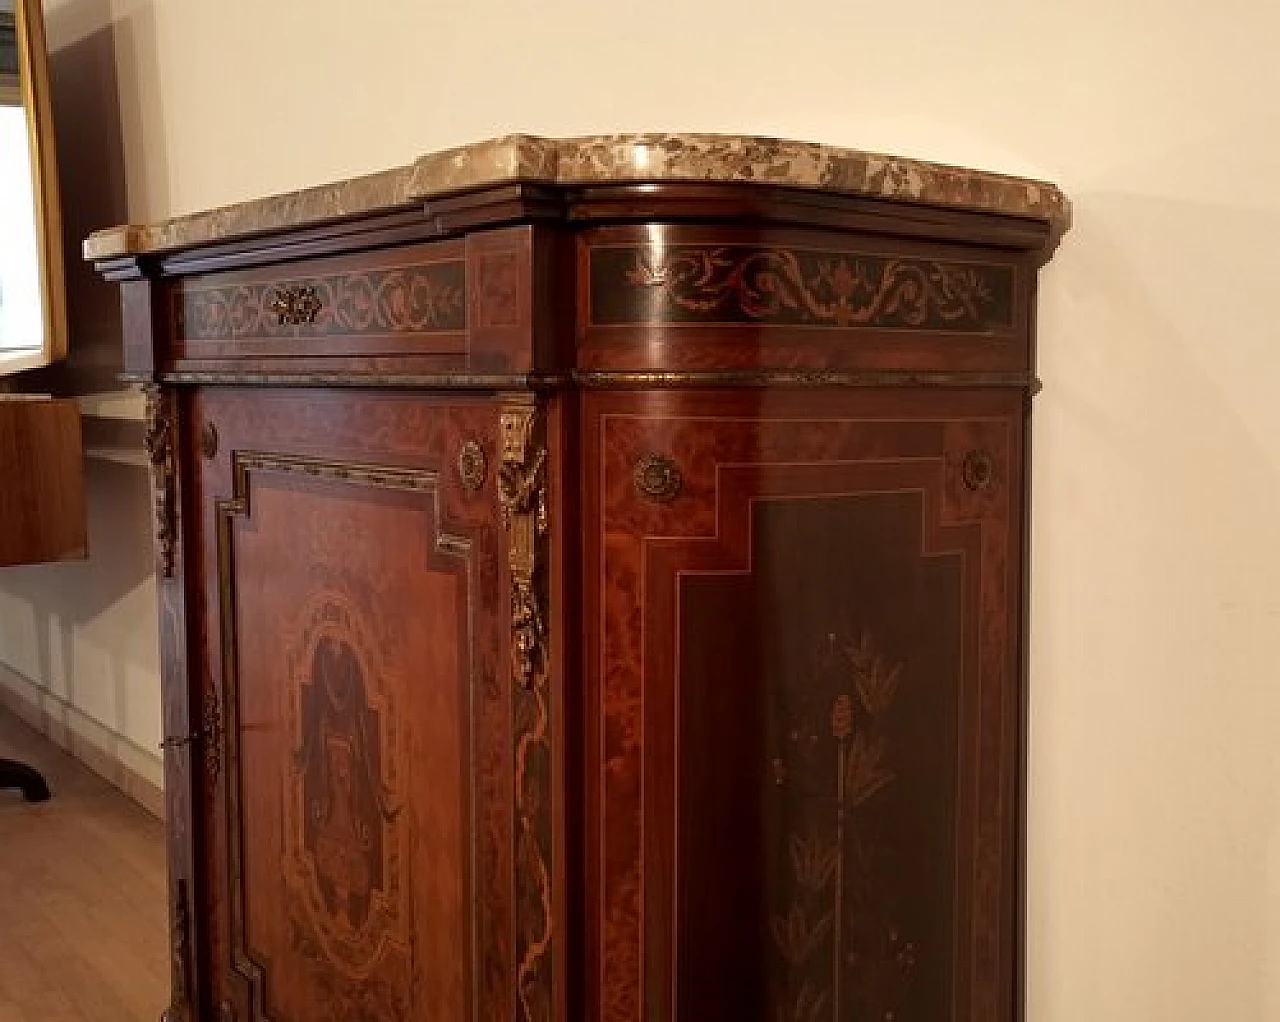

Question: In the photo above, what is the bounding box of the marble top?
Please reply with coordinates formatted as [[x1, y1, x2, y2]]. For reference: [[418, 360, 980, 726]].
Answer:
[[83, 133, 1070, 260]]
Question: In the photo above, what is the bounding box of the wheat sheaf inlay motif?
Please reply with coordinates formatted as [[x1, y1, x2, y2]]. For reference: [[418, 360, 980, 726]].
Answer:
[[770, 628, 918, 1022]]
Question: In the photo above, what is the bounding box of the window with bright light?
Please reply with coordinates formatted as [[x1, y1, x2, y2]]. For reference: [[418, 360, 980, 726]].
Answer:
[[0, 101, 41, 353]]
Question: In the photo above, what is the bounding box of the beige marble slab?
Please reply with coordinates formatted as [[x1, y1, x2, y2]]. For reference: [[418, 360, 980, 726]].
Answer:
[[83, 133, 1070, 261]]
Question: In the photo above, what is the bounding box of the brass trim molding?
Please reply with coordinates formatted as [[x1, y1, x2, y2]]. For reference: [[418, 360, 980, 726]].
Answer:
[[498, 403, 548, 689], [149, 371, 556, 390], [144, 385, 178, 577], [571, 369, 1038, 389], [140, 369, 1037, 392]]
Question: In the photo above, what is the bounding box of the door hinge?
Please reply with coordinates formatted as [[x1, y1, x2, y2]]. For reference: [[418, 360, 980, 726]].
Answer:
[[159, 688, 223, 784]]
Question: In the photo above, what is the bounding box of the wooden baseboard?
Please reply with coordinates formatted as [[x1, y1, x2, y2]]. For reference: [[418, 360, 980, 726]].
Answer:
[[0, 661, 164, 818]]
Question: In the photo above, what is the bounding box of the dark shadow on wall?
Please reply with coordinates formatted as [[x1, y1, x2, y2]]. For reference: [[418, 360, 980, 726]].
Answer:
[[21, 1, 129, 395]]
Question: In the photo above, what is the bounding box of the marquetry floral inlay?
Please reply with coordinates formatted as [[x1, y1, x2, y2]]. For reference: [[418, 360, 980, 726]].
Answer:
[[770, 628, 917, 1022], [591, 245, 1014, 332], [176, 262, 466, 341]]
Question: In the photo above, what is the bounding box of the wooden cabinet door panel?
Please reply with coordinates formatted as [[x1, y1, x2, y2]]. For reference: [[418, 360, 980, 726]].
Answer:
[[585, 388, 1025, 1022], [186, 389, 513, 1022]]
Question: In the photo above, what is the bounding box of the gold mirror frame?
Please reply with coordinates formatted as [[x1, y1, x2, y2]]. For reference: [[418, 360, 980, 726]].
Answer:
[[0, 0, 65, 374]]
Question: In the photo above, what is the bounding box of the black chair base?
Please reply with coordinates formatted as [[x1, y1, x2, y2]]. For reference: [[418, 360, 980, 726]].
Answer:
[[0, 758, 51, 802]]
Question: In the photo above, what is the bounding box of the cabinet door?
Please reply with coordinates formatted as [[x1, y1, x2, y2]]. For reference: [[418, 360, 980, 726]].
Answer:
[[184, 388, 537, 1022], [585, 388, 1026, 1022]]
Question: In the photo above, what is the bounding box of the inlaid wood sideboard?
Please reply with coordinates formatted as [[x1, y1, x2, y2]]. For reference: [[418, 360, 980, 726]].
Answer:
[[88, 134, 1069, 1022]]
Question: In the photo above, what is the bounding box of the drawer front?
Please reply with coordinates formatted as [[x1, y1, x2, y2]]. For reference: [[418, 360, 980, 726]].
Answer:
[[171, 241, 467, 359], [164, 227, 535, 374], [584, 387, 1026, 1022], [182, 387, 555, 1022], [579, 224, 1032, 374]]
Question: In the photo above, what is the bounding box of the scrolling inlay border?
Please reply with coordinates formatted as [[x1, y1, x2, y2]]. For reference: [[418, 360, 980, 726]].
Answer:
[[144, 385, 178, 578], [590, 244, 1016, 333], [175, 260, 466, 342]]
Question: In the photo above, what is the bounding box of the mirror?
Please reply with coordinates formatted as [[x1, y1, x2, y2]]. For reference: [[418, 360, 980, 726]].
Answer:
[[0, 0, 64, 375]]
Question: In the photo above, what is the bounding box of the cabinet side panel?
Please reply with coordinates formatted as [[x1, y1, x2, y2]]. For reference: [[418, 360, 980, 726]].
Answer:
[[674, 492, 963, 1022], [585, 388, 1025, 1022]]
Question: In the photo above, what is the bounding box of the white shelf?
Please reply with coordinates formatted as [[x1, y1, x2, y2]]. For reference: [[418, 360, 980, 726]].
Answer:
[[78, 386, 146, 422]]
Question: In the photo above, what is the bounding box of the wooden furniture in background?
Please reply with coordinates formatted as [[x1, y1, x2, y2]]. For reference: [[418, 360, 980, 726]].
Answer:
[[89, 134, 1068, 1022], [0, 396, 84, 567]]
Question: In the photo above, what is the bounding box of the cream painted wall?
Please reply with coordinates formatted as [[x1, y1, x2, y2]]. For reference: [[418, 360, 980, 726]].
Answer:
[[0, 456, 161, 789], [11, 0, 1280, 1016]]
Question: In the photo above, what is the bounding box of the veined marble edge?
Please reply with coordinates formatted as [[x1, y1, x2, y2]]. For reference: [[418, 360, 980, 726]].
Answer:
[[82, 133, 1072, 261]]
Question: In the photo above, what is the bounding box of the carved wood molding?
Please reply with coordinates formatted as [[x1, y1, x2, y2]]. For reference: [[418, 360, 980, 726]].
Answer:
[[498, 399, 555, 1022], [144, 385, 178, 578]]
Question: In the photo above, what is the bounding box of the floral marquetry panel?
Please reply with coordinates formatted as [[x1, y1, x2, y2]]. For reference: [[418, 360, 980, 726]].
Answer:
[[590, 245, 1014, 332], [678, 496, 959, 1022], [584, 388, 1024, 1022], [168, 240, 469, 364], [174, 261, 465, 338], [578, 225, 1032, 374]]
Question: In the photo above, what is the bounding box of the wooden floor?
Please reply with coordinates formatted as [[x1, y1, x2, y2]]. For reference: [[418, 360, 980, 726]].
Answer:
[[0, 710, 167, 1022]]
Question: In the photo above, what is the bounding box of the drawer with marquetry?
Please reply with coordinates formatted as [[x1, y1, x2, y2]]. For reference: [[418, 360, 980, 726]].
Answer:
[[578, 224, 1034, 374], [162, 228, 536, 376]]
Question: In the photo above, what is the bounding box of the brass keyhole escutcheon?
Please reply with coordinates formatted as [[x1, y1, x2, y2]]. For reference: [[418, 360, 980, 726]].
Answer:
[[457, 439, 488, 492], [269, 284, 322, 326], [962, 449, 994, 492], [200, 422, 219, 460]]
